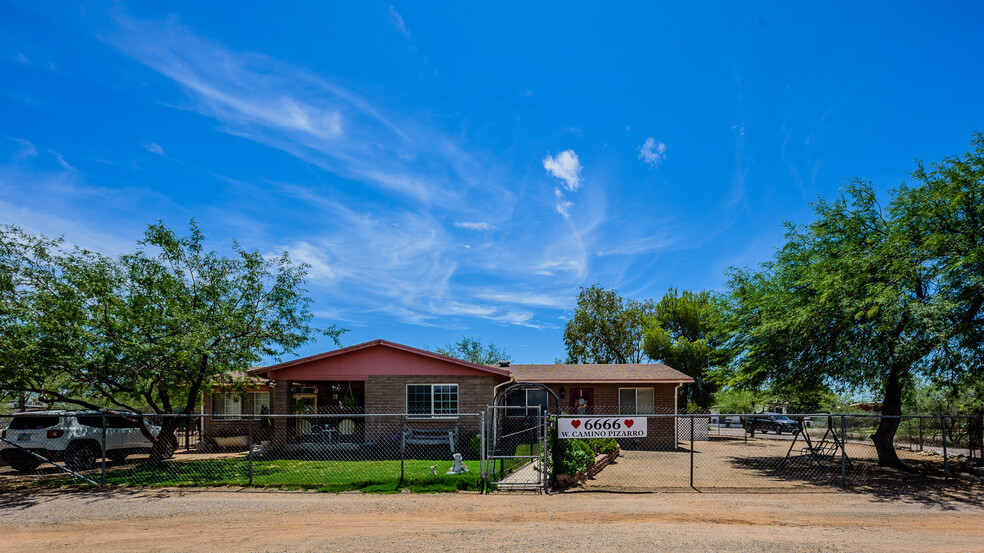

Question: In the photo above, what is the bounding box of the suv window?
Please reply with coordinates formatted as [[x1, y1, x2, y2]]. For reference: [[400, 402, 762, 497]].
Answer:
[[76, 416, 103, 428], [107, 416, 142, 429], [9, 416, 60, 429]]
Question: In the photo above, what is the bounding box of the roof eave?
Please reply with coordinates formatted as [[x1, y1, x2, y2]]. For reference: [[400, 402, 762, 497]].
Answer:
[[512, 379, 695, 384], [248, 339, 511, 378]]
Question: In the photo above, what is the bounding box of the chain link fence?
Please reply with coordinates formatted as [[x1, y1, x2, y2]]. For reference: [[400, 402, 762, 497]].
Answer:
[[0, 413, 485, 492], [546, 408, 984, 493], [2, 410, 981, 493]]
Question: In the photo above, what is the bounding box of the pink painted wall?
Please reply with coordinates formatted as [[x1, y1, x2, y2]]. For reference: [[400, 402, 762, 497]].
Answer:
[[266, 345, 508, 382]]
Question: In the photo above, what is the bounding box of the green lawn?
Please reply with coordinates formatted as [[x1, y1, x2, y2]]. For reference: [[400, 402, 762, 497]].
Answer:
[[86, 457, 482, 493], [500, 442, 543, 473]]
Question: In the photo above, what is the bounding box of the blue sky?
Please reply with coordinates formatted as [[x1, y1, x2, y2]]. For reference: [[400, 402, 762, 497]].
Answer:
[[2, 2, 983, 364]]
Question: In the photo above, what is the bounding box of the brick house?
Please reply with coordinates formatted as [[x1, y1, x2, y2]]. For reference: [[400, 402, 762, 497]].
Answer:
[[506, 364, 689, 448], [201, 339, 692, 450]]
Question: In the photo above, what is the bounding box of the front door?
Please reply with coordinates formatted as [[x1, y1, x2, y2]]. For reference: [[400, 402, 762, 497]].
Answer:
[[293, 394, 317, 437], [569, 388, 593, 415]]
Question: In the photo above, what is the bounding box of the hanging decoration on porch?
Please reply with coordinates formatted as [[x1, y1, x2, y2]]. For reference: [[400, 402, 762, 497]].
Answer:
[[340, 383, 356, 409]]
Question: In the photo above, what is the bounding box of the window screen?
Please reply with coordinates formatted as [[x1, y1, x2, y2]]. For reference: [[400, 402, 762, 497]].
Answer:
[[620, 388, 655, 414]]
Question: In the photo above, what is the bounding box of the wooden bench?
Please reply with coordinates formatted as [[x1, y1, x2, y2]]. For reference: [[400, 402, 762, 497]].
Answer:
[[402, 427, 458, 454]]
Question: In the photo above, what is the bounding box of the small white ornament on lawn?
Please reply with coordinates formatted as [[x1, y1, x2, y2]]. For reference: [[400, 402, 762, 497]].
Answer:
[[446, 453, 468, 475]]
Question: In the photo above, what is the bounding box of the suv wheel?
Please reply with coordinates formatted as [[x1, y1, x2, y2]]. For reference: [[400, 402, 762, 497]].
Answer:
[[773, 425, 783, 435], [108, 451, 128, 464], [66, 443, 98, 471], [8, 453, 42, 473]]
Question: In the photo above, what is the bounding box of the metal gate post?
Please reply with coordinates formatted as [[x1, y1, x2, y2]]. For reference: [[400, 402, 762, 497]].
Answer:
[[689, 414, 695, 489], [542, 410, 549, 491], [480, 410, 486, 493], [101, 414, 107, 486], [840, 415, 847, 487], [919, 417, 923, 451], [941, 415, 949, 479], [399, 415, 405, 485], [979, 413, 984, 462], [248, 416, 254, 486]]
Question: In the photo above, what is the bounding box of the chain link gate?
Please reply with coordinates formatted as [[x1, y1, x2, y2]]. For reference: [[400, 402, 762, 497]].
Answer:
[[483, 406, 549, 492]]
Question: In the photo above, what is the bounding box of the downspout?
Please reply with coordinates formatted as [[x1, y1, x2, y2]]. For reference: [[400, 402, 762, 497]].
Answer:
[[492, 376, 516, 407]]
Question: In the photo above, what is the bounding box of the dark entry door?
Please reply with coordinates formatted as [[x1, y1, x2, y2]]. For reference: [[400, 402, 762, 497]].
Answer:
[[569, 388, 594, 414]]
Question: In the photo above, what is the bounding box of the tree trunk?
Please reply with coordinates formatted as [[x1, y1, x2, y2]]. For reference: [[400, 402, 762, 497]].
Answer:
[[148, 417, 179, 464], [871, 363, 906, 468]]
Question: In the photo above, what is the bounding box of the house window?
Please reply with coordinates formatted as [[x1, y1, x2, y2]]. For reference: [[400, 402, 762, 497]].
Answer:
[[407, 384, 458, 417], [212, 391, 270, 420], [506, 389, 549, 417], [619, 388, 655, 415]]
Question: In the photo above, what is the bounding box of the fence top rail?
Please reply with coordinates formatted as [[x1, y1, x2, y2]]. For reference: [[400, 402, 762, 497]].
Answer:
[[551, 412, 978, 420], [0, 412, 483, 419], [0, 411, 975, 419]]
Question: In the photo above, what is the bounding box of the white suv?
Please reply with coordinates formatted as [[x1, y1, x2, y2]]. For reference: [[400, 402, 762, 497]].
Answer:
[[1, 410, 169, 473]]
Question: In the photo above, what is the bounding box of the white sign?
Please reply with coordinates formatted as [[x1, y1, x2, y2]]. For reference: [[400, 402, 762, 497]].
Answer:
[[558, 417, 647, 439]]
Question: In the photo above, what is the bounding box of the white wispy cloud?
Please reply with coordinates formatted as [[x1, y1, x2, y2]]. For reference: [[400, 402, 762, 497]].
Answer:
[[533, 256, 585, 277], [49, 151, 76, 172], [554, 200, 574, 218], [389, 6, 410, 37], [14, 53, 30, 64], [475, 290, 571, 309], [454, 221, 494, 231], [597, 233, 678, 256], [0, 163, 144, 256], [543, 150, 582, 192], [638, 137, 666, 169], [13, 138, 37, 161], [143, 142, 165, 155], [89, 12, 615, 331], [105, 13, 508, 209]]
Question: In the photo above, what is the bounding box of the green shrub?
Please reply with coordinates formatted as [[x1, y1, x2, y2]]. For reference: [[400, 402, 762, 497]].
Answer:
[[557, 440, 592, 475], [575, 439, 596, 465], [463, 433, 482, 460], [549, 427, 595, 476], [584, 438, 618, 455]]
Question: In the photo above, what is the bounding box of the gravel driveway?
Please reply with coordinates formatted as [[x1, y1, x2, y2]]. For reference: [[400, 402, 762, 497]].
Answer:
[[1, 488, 982, 552]]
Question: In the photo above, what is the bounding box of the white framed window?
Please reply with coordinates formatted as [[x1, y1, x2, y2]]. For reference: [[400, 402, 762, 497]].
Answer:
[[505, 389, 549, 417], [406, 384, 458, 418], [619, 387, 655, 415], [212, 391, 270, 420]]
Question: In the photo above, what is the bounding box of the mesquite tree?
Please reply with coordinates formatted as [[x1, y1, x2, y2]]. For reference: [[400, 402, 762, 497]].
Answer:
[[642, 288, 731, 410], [0, 221, 342, 462], [563, 284, 653, 364], [719, 133, 984, 467]]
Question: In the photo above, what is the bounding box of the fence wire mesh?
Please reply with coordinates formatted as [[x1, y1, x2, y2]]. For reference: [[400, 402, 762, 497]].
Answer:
[[545, 408, 983, 493], [1, 411, 980, 493], [0, 413, 484, 493]]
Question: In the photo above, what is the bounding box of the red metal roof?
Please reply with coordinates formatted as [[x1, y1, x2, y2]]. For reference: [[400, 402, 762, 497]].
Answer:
[[247, 339, 512, 379]]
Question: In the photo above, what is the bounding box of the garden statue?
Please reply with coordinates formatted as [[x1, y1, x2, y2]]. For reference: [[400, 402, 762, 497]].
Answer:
[[446, 453, 468, 475]]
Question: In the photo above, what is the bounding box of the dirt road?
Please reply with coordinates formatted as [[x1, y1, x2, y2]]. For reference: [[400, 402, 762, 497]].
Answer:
[[1, 488, 982, 552]]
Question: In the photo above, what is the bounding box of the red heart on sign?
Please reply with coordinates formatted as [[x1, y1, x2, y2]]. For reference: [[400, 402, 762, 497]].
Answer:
[[571, 420, 581, 429], [624, 419, 634, 428]]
